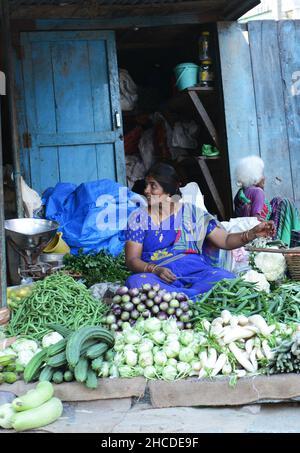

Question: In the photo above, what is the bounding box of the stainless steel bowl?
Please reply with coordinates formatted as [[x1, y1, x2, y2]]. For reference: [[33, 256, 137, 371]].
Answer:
[[5, 219, 59, 252]]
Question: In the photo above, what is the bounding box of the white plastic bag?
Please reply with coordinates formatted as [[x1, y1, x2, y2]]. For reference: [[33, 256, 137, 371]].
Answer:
[[119, 69, 138, 112], [172, 121, 199, 149], [126, 155, 146, 189], [21, 177, 42, 218]]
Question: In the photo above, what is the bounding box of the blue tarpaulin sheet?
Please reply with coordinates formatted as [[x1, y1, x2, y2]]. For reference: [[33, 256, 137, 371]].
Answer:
[[42, 180, 145, 256]]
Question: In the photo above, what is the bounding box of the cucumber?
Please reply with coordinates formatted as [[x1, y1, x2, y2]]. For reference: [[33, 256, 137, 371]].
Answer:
[[63, 370, 74, 383], [85, 369, 98, 390], [66, 326, 114, 368], [12, 397, 63, 432], [86, 343, 108, 360], [91, 357, 104, 372], [12, 381, 54, 412], [74, 358, 89, 383], [39, 366, 55, 383], [24, 350, 48, 383], [46, 323, 72, 338], [47, 352, 67, 368], [52, 371, 64, 385], [47, 339, 68, 358]]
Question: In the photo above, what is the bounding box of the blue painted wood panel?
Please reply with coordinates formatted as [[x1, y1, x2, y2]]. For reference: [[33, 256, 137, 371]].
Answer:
[[278, 21, 300, 210], [217, 22, 260, 199], [19, 30, 125, 195], [248, 21, 294, 202]]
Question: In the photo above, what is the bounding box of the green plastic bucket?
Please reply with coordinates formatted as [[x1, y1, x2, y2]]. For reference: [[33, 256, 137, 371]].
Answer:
[[174, 63, 199, 91]]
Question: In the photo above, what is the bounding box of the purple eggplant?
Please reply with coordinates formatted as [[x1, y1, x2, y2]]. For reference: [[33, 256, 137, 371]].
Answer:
[[128, 288, 140, 298], [151, 305, 160, 315], [140, 294, 148, 303], [152, 284, 161, 292], [110, 323, 119, 332], [180, 314, 190, 324], [180, 302, 190, 313], [148, 290, 156, 300], [154, 295, 162, 305], [185, 323, 193, 330], [142, 310, 151, 319], [116, 286, 129, 296], [137, 303, 146, 313], [176, 321, 185, 331], [163, 293, 172, 303], [112, 307, 122, 317], [159, 302, 169, 312], [167, 307, 176, 316], [121, 312, 130, 322], [131, 310, 140, 320], [122, 295, 131, 304], [158, 312, 168, 321], [177, 293, 188, 302], [132, 297, 141, 306], [146, 299, 155, 309], [112, 295, 122, 304], [124, 302, 134, 313], [170, 299, 180, 309], [142, 284, 152, 293], [175, 308, 183, 319]]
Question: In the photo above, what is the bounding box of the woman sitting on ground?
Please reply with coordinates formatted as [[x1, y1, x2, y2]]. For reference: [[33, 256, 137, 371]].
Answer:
[[234, 155, 300, 246], [125, 163, 275, 299]]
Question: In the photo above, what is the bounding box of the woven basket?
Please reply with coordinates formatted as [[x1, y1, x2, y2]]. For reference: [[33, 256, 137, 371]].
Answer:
[[246, 246, 300, 281], [285, 251, 300, 281]]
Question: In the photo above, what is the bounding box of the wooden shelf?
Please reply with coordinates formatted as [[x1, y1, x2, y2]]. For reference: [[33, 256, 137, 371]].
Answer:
[[198, 156, 221, 160], [187, 85, 215, 93]]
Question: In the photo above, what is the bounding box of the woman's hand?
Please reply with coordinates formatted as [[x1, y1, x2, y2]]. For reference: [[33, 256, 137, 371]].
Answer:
[[154, 267, 177, 283], [250, 221, 276, 240]]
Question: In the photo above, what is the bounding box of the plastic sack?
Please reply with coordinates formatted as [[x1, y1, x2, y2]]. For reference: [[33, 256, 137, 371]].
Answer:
[[138, 128, 156, 172], [119, 69, 138, 112], [172, 121, 199, 149], [90, 283, 121, 301], [42, 179, 144, 256], [180, 182, 207, 212], [220, 217, 261, 274], [126, 155, 146, 189], [21, 177, 42, 218]]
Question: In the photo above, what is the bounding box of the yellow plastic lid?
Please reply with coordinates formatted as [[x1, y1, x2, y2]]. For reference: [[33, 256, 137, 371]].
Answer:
[[201, 60, 212, 64], [201, 31, 210, 36]]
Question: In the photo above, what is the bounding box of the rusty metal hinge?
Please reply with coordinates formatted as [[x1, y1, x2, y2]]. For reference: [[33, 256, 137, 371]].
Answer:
[[23, 132, 32, 149]]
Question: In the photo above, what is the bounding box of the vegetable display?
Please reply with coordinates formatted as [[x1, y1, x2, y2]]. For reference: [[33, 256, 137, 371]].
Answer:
[[63, 250, 131, 288], [0, 382, 63, 432], [6, 285, 33, 311], [105, 284, 195, 332], [6, 274, 109, 341], [194, 278, 300, 325], [267, 333, 300, 375], [24, 324, 115, 390]]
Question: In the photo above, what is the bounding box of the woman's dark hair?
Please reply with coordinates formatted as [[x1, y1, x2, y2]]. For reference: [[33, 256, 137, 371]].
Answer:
[[145, 162, 181, 197]]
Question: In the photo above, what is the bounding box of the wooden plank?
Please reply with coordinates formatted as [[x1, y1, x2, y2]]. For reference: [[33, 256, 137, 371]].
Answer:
[[188, 91, 220, 148], [278, 20, 300, 210], [36, 132, 119, 147], [197, 158, 226, 220], [248, 21, 294, 202], [217, 22, 260, 200]]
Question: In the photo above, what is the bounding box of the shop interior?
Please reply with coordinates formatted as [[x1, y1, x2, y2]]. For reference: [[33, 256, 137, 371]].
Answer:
[[116, 23, 233, 219]]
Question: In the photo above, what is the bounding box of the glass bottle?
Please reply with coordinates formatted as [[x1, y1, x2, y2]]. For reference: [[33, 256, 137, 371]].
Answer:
[[199, 31, 211, 61], [199, 60, 214, 88]]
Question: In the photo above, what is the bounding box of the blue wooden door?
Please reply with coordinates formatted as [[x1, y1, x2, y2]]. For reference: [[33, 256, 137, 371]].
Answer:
[[19, 30, 126, 194]]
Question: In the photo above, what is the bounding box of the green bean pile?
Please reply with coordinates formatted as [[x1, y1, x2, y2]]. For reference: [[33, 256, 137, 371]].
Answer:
[[6, 273, 109, 341], [193, 278, 300, 326]]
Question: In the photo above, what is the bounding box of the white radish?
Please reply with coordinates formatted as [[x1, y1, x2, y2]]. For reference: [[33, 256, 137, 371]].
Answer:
[[202, 320, 211, 332], [222, 361, 232, 375], [238, 315, 249, 327], [268, 325, 276, 334], [221, 310, 232, 325], [230, 316, 239, 328], [248, 315, 271, 336], [211, 325, 225, 338], [198, 368, 208, 379], [262, 340, 274, 360], [229, 343, 256, 373], [235, 369, 247, 378], [245, 339, 255, 356], [212, 317, 224, 327], [256, 347, 264, 360], [199, 351, 208, 368], [211, 354, 227, 377], [250, 348, 258, 372], [206, 348, 218, 369], [223, 327, 256, 345]]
